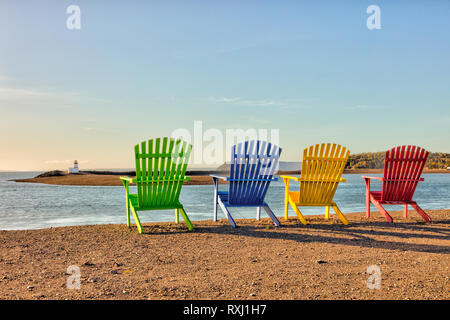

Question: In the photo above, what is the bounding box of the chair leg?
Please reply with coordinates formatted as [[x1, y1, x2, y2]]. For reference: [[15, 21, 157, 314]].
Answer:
[[130, 205, 143, 234], [263, 205, 281, 227], [364, 178, 371, 218], [217, 197, 237, 228], [366, 192, 371, 218], [331, 204, 349, 225], [283, 178, 289, 220], [288, 198, 308, 225], [325, 206, 330, 220], [175, 209, 180, 224], [410, 203, 432, 223], [256, 207, 261, 220], [403, 204, 408, 218], [370, 197, 393, 223], [179, 207, 194, 230], [126, 197, 131, 227], [213, 177, 218, 222], [284, 198, 289, 220]]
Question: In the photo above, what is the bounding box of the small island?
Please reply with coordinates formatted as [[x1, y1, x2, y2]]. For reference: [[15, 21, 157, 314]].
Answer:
[[12, 170, 228, 186]]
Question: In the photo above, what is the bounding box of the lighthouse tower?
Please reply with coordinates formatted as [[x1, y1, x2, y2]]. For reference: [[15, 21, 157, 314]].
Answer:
[[68, 160, 80, 174]]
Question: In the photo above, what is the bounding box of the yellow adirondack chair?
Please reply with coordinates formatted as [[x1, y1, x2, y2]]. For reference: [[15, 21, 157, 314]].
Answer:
[[281, 143, 350, 225]]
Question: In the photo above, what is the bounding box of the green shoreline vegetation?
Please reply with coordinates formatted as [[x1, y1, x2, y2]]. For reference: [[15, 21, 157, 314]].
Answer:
[[346, 152, 450, 169]]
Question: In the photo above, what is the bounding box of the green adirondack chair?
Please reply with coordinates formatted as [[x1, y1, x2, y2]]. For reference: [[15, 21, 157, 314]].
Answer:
[[120, 138, 193, 233]]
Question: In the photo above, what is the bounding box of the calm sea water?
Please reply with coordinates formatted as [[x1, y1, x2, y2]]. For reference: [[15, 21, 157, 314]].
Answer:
[[0, 172, 449, 230]]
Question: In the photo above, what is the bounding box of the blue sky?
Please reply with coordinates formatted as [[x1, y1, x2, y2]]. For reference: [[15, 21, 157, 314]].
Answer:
[[0, 0, 449, 170]]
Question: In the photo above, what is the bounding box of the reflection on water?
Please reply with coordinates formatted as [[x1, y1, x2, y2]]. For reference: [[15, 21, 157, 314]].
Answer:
[[0, 172, 449, 230]]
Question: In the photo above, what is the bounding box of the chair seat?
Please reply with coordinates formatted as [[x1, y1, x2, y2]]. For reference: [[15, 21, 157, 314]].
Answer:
[[218, 191, 264, 207], [129, 194, 183, 211], [369, 191, 415, 204], [288, 191, 334, 206]]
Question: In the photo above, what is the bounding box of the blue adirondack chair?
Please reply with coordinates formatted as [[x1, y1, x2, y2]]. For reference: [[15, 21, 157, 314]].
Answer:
[[211, 140, 282, 227]]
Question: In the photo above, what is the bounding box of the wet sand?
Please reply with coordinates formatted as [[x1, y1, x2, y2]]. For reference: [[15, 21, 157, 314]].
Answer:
[[0, 209, 449, 300]]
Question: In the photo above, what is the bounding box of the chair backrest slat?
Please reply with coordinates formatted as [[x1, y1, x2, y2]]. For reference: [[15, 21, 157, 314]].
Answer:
[[299, 143, 349, 204], [142, 140, 149, 207], [135, 144, 143, 206], [381, 145, 428, 202], [161, 138, 175, 206], [171, 140, 190, 204], [134, 138, 191, 208], [228, 140, 281, 205]]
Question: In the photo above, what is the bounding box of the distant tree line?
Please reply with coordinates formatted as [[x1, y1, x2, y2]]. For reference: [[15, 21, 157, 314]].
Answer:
[[345, 152, 450, 169]]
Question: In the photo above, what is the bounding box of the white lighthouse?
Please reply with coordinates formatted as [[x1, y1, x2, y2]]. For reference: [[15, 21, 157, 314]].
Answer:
[[68, 160, 79, 174]]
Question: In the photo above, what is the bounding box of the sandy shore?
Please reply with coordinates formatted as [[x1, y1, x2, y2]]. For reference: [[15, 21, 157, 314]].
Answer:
[[0, 209, 449, 300]]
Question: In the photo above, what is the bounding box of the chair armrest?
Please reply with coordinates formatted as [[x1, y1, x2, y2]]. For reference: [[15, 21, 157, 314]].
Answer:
[[361, 176, 424, 182], [282, 175, 345, 183], [211, 175, 277, 182], [361, 176, 383, 181], [210, 174, 229, 181], [228, 178, 277, 182], [120, 176, 136, 183], [280, 175, 301, 181], [120, 176, 189, 183]]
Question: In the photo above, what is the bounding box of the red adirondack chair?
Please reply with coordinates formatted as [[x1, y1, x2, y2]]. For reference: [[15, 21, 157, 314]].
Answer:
[[362, 145, 431, 223]]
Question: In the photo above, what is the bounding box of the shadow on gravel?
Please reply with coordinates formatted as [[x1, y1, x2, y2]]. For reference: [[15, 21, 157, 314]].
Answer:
[[190, 218, 450, 254]]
